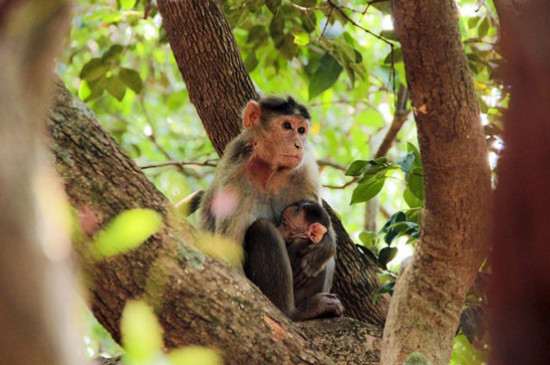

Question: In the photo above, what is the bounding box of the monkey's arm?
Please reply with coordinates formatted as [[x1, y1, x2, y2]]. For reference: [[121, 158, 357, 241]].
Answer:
[[293, 227, 337, 288]]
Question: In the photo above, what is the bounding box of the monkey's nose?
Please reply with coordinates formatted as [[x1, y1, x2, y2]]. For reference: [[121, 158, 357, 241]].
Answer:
[[294, 143, 301, 149]]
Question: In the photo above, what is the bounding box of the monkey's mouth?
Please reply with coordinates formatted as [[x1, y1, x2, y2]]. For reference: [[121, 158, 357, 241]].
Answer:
[[281, 154, 301, 160]]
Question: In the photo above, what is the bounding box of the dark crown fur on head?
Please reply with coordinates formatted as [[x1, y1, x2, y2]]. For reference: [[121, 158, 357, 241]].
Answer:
[[259, 96, 311, 123]]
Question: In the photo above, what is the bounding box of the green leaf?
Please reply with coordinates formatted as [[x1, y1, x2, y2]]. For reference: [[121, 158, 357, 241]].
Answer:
[[308, 52, 343, 100], [93, 209, 163, 258], [408, 173, 425, 201], [119, 67, 143, 93], [350, 177, 385, 205], [106, 75, 127, 101], [247, 0, 263, 12], [375, 280, 395, 295], [120, 0, 137, 10], [384, 47, 403, 64], [399, 152, 416, 173], [359, 231, 376, 248], [378, 247, 398, 269], [346, 160, 368, 176], [102, 44, 124, 64], [121, 301, 162, 362], [380, 29, 398, 41], [247, 25, 268, 47], [85, 76, 108, 101], [168, 346, 223, 365], [293, 31, 310, 45], [244, 52, 259, 73], [371, 1, 391, 14], [279, 33, 297, 59], [478, 17, 489, 38], [269, 12, 285, 46], [468, 16, 481, 29], [80, 58, 110, 81], [404, 187, 424, 208], [266, 0, 282, 13]]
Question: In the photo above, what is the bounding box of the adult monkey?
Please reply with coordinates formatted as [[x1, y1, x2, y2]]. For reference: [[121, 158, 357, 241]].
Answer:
[[199, 96, 343, 321]]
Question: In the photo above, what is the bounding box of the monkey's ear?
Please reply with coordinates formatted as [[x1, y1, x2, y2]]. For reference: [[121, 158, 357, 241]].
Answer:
[[243, 101, 261, 130], [307, 223, 328, 244]]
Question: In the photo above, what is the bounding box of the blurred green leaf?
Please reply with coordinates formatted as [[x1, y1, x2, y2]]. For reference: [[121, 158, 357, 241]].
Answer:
[[359, 231, 376, 248], [93, 209, 163, 258], [293, 31, 310, 45], [102, 44, 124, 64], [376, 280, 395, 295], [378, 247, 398, 269], [308, 52, 343, 100], [244, 52, 259, 72], [266, 0, 282, 13], [106, 75, 127, 101], [119, 67, 143, 93], [404, 187, 424, 208], [80, 58, 110, 81], [121, 301, 163, 362], [120, 0, 137, 10], [408, 173, 425, 201], [168, 346, 223, 365], [478, 17, 489, 38]]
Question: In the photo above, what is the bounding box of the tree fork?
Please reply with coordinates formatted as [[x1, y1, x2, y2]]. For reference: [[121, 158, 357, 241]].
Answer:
[[48, 78, 382, 365], [157, 0, 389, 326]]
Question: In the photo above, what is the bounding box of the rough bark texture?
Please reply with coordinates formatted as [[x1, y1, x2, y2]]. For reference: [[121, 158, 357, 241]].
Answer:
[[157, 0, 259, 156], [48, 78, 381, 365], [381, 1, 492, 364], [490, 2, 550, 364], [157, 0, 389, 326], [0, 1, 81, 365]]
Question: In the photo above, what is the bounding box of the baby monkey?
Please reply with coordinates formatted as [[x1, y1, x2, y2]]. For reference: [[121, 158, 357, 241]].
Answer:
[[277, 200, 338, 310]]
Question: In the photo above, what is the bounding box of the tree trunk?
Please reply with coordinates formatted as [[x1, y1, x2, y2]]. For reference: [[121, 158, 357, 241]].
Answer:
[[157, 0, 389, 327], [48, 78, 381, 365], [0, 1, 82, 365], [381, 1, 492, 364], [158, 0, 259, 156], [490, 2, 550, 364]]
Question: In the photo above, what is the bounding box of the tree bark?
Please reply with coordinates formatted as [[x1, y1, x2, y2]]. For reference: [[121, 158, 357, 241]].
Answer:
[[158, 0, 259, 156], [0, 1, 82, 365], [490, 2, 550, 364], [48, 78, 381, 365], [157, 0, 389, 327], [381, 1, 492, 364]]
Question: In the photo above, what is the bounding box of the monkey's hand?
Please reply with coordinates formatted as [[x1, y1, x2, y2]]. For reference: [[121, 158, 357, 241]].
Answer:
[[293, 236, 336, 288]]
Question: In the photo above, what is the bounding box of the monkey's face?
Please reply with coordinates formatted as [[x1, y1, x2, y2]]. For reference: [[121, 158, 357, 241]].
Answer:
[[255, 115, 309, 170], [278, 206, 311, 241], [278, 206, 328, 244]]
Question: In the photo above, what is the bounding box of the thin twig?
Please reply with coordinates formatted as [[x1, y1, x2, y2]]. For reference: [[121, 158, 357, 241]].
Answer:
[[140, 160, 218, 170], [374, 85, 411, 158], [323, 179, 357, 189], [318, 159, 348, 172]]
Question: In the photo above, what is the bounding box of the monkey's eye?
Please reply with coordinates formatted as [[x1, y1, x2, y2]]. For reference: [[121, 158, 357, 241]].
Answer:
[[282, 121, 292, 130], [297, 127, 306, 134]]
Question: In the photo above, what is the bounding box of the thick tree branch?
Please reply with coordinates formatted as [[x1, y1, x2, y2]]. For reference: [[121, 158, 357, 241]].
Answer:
[[381, 1, 492, 364], [48, 78, 381, 365]]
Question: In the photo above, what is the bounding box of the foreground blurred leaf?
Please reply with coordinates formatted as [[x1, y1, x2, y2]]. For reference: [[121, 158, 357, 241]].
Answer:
[[93, 209, 162, 258], [121, 301, 163, 363], [194, 232, 244, 268], [168, 346, 223, 365]]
